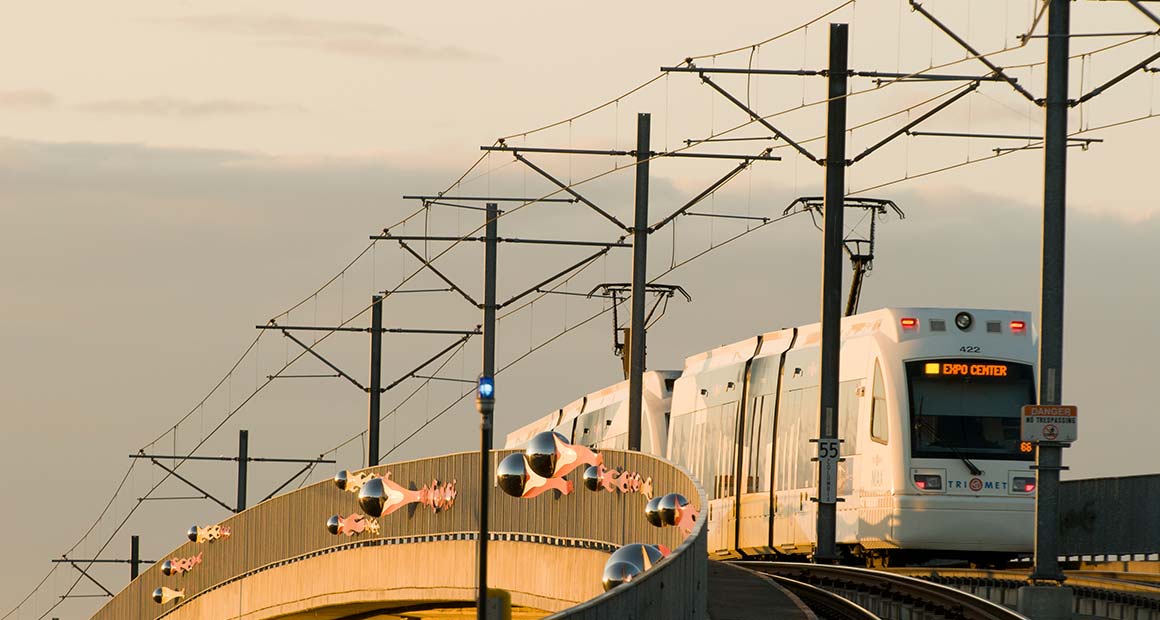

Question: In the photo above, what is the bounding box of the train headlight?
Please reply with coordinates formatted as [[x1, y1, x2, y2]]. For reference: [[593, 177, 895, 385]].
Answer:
[[954, 311, 974, 331]]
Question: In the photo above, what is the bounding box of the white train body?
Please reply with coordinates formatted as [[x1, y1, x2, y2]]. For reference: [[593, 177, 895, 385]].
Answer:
[[504, 370, 680, 455], [668, 307, 1037, 561], [505, 307, 1037, 562]]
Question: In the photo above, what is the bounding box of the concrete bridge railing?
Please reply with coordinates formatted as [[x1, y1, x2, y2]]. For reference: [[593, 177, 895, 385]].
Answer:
[[91, 448, 705, 619], [547, 468, 708, 620]]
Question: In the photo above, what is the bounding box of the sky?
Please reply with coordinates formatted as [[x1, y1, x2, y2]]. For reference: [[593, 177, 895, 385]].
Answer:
[[2, 1, 1159, 618]]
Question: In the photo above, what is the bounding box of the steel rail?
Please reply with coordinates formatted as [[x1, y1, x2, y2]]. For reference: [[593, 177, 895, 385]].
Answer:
[[885, 567, 1160, 620], [758, 572, 881, 620], [888, 567, 1160, 597], [1066, 570, 1160, 586], [739, 562, 1028, 620]]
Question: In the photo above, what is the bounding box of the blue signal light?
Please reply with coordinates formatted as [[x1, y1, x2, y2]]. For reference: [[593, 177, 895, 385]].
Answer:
[[477, 376, 495, 400]]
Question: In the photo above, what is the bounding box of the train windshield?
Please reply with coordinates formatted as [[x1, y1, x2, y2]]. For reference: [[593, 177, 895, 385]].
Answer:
[[906, 359, 1035, 461]]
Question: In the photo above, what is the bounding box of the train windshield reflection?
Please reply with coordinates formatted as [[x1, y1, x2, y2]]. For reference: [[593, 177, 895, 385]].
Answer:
[[907, 359, 1035, 461]]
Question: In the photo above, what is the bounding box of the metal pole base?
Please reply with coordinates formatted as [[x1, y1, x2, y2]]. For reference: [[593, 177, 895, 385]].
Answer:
[[484, 589, 512, 620]]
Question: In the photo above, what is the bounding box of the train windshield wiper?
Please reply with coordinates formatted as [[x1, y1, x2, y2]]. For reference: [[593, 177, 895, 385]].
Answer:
[[915, 397, 984, 476]]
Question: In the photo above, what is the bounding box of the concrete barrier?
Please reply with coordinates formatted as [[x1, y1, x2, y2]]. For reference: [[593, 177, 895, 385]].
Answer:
[[545, 512, 708, 620], [1060, 474, 1160, 558]]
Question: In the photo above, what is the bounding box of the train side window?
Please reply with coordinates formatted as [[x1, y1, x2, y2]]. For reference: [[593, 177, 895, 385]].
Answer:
[[716, 403, 739, 499], [871, 360, 889, 444], [747, 396, 766, 493], [839, 380, 860, 455], [795, 387, 819, 490]]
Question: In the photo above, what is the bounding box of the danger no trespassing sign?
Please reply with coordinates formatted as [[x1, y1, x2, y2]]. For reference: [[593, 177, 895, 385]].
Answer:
[[1021, 405, 1078, 443]]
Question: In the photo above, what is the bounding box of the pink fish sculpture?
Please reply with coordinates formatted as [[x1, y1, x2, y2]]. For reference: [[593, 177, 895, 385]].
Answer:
[[522, 459, 573, 498], [337, 513, 380, 536], [597, 465, 619, 492], [677, 504, 700, 536], [379, 471, 424, 517], [419, 479, 458, 513], [164, 552, 202, 576], [550, 434, 603, 477]]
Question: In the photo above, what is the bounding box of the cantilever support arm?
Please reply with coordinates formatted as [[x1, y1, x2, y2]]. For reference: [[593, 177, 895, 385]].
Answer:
[[697, 73, 820, 164], [1073, 48, 1160, 106], [651, 149, 770, 231], [390, 236, 480, 308], [280, 329, 367, 392], [501, 245, 615, 309], [150, 459, 237, 513], [511, 153, 629, 231], [851, 82, 979, 164], [1129, 0, 1160, 29], [63, 562, 115, 597], [384, 332, 476, 391], [261, 462, 315, 503], [910, 1, 1039, 104]]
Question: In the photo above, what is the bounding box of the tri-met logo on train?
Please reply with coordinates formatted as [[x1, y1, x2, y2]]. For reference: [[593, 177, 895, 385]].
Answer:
[[947, 478, 1007, 491]]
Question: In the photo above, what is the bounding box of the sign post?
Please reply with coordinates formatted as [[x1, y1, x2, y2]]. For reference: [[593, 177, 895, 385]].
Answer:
[[812, 438, 842, 504]]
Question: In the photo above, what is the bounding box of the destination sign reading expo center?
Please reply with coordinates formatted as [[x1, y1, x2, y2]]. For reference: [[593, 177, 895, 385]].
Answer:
[[1020, 404, 1078, 443]]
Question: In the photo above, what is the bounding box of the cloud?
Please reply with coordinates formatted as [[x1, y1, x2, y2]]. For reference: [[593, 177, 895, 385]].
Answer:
[[0, 90, 56, 109], [168, 13, 494, 62], [78, 97, 292, 118]]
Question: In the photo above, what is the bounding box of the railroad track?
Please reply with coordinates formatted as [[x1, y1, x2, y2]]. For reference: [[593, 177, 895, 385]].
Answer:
[[756, 571, 879, 620], [1063, 570, 1160, 588], [887, 567, 1160, 620], [738, 561, 1028, 620]]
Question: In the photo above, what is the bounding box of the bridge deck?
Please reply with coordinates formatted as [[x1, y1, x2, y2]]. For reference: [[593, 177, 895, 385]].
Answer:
[[707, 561, 812, 620]]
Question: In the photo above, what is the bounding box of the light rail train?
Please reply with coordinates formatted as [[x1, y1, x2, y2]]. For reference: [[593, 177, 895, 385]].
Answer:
[[505, 307, 1038, 565]]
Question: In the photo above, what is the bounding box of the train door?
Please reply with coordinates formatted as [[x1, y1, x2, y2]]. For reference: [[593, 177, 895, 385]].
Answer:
[[835, 379, 863, 543], [723, 399, 742, 554], [706, 402, 740, 554], [739, 392, 778, 552], [857, 359, 893, 545], [792, 388, 820, 550], [772, 389, 801, 550]]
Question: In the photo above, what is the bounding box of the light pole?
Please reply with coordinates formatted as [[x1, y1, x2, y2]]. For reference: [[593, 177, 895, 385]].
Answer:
[[476, 203, 498, 620]]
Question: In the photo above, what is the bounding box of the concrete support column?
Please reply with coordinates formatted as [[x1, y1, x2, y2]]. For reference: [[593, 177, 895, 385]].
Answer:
[[1017, 586, 1073, 620]]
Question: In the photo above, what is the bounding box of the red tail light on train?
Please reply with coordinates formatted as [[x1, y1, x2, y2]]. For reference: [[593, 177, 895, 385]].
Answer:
[[1013, 476, 1036, 493], [913, 473, 943, 490]]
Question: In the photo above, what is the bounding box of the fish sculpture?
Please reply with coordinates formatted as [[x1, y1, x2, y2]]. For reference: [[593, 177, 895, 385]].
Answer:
[[338, 471, 378, 496], [152, 587, 184, 605], [360, 473, 460, 518], [342, 513, 380, 536], [549, 434, 603, 477], [161, 552, 202, 576], [378, 471, 424, 516], [188, 524, 231, 543], [418, 479, 458, 513], [676, 504, 699, 536], [521, 459, 573, 498]]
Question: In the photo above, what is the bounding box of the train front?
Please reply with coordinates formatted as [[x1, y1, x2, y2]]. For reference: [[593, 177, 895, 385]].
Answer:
[[885, 308, 1037, 563]]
